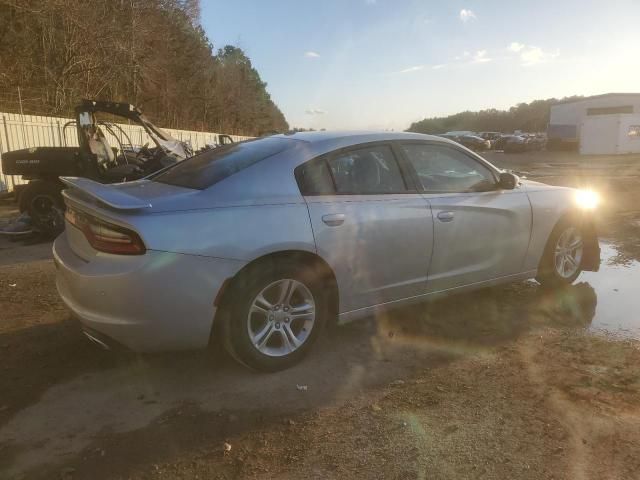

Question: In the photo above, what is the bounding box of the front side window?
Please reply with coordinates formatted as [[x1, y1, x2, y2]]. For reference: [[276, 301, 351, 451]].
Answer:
[[326, 145, 406, 194], [401, 143, 496, 193]]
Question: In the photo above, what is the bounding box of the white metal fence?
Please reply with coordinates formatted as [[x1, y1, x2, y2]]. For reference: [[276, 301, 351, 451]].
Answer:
[[0, 112, 251, 192]]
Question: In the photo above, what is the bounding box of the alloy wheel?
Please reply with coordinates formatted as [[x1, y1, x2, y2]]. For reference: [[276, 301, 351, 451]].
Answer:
[[247, 279, 316, 357], [554, 227, 583, 278]]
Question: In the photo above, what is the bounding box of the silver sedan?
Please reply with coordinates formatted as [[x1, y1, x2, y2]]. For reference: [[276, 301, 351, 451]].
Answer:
[[53, 131, 600, 370]]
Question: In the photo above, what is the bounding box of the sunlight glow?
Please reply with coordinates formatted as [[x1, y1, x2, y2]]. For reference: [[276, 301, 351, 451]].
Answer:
[[575, 189, 600, 210]]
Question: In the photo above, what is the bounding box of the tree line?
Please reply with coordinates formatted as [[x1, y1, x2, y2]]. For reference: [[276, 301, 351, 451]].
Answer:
[[407, 96, 583, 134], [0, 0, 288, 136]]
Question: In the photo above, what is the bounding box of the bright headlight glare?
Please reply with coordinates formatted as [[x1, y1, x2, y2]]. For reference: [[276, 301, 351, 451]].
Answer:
[[574, 189, 600, 209]]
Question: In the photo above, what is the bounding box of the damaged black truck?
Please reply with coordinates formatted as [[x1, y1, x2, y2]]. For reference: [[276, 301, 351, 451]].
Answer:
[[1, 100, 195, 236]]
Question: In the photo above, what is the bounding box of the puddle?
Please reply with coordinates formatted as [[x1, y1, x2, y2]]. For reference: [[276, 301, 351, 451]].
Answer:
[[581, 243, 640, 339]]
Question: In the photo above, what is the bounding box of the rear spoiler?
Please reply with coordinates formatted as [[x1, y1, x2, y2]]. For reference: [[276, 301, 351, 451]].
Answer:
[[60, 177, 152, 210]]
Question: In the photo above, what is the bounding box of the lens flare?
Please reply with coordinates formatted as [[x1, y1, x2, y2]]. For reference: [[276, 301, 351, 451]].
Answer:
[[574, 189, 600, 210]]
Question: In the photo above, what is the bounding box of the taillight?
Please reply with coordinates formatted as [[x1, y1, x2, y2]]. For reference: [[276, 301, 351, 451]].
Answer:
[[65, 207, 146, 255]]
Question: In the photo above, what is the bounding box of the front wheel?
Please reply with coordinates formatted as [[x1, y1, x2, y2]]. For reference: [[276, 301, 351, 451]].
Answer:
[[537, 219, 585, 286], [224, 260, 327, 371]]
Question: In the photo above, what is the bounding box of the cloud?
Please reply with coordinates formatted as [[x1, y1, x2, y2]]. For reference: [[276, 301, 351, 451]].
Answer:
[[397, 65, 425, 74], [305, 109, 326, 115], [459, 9, 476, 22], [365, 0, 376, 4], [388, 64, 446, 74], [472, 50, 491, 63], [508, 44, 560, 66], [521, 46, 559, 66], [452, 49, 491, 66], [304, 51, 320, 58]]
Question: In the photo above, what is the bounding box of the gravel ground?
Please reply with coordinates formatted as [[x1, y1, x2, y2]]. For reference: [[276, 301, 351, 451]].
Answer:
[[1, 151, 640, 479]]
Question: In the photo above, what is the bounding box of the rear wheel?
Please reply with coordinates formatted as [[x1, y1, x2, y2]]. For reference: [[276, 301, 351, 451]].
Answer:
[[537, 219, 584, 286], [19, 181, 65, 237], [224, 260, 327, 371]]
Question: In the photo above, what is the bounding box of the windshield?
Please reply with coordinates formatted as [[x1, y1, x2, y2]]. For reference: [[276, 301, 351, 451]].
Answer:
[[152, 137, 295, 189]]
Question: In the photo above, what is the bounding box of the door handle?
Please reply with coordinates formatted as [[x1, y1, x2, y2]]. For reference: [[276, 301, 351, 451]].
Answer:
[[437, 211, 455, 222], [322, 213, 345, 226]]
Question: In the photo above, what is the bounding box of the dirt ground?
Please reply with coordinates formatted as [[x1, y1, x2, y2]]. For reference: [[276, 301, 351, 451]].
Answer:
[[2, 150, 640, 479]]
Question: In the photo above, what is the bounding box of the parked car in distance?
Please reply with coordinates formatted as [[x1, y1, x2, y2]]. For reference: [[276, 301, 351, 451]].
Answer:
[[54, 132, 600, 371], [479, 132, 502, 147], [528, 133, 547, 151], [444, 130, 475, 137], [494, 133, 547, 153], [437, 133, 459, 141], [437, 133, 490, 151], [458, 134, 491, 151], [492, 134, 512, 151], [503, 135, 528, 153]]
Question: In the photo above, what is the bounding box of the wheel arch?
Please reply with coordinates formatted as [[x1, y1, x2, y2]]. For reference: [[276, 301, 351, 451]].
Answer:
[[540, 208, 600, 273], [209, 249, 339, 347]]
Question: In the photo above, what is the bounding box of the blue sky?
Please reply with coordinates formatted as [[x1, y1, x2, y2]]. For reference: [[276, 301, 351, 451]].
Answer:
[[201, 0, 640, 130]]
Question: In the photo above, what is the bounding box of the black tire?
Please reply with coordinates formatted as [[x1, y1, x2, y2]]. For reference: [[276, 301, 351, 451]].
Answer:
[[19, 181, 65, 237], [536, 217, 585, 287], [223, 259, 328, 372]]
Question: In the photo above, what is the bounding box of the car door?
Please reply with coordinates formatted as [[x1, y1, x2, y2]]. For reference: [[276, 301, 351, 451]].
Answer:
[[398, 141, 532, 292], [296, 143, 434, 313]]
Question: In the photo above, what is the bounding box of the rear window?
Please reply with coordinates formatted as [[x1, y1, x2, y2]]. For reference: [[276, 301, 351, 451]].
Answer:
[[152, 137, 295, 189]]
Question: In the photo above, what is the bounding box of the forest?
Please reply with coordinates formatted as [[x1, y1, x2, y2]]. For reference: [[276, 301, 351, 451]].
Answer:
[[407, 96, 583, 134], [0, 0, 289, 136]]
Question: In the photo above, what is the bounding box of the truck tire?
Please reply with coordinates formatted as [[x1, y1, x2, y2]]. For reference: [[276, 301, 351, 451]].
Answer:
[[19, 181, 65, 237]]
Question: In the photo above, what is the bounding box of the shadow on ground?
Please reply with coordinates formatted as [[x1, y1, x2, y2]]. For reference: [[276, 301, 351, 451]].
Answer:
[[0, 277, 598, 479]]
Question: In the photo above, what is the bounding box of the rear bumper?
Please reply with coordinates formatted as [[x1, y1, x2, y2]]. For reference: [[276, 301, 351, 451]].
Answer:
[[53, 234, 245, 352]]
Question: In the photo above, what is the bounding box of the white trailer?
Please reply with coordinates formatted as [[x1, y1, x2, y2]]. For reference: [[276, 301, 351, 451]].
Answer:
[[579, 114, 640, 155]]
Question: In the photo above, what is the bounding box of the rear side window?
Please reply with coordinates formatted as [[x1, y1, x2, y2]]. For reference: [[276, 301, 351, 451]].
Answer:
[[328, 145, 406, 194], [153, 137, 295, 189], [295, 159, 335, 195], [295, 144, 408, 195]]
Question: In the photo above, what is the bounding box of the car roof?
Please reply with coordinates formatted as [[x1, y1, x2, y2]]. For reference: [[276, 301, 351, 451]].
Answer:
[[268, 131, 460, 157], [272, 130, 443, 146], [189, 130, 502, 200]]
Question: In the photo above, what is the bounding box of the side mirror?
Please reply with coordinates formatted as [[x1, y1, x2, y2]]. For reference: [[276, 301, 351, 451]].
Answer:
[[499, 172, 519, 190]]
